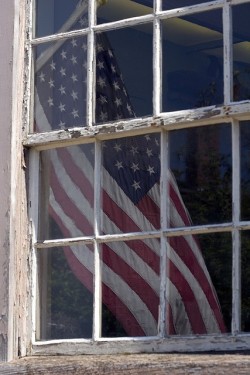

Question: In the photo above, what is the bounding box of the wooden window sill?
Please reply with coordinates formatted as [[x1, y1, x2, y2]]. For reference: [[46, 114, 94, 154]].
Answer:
[[1, 353, 250, 374]]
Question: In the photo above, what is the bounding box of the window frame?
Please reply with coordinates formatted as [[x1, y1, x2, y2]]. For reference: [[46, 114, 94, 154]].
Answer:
[[25, 0, 250, 355]]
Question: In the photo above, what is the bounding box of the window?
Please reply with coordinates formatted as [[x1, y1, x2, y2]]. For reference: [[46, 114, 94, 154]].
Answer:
[[25, 0, 250, 354]]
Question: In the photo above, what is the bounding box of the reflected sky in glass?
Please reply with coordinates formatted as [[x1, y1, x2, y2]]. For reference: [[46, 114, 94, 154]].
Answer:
[[233, 3, 250, 102], [162, 10, 223, 112], [95, 25, 153, 124], [35, 0, 89, 37], [97, 0, 153, 24], [162, 0, 211, 11]]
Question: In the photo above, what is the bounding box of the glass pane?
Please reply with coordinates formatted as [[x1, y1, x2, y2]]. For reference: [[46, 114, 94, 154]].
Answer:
[[241, 231, 250, 332], [97, 0, 153, 24], [241, 121, 250, 221], [169, 124, 232, 226], [162, 0, 211, 11], [34, 36, 88, 133], [101, 134, 160, 235], [166, 233, 231, 335], [162, 10, 223, 112], [95, 24, 153, 124], [233, 3, 250, 102], [35, 0, 89, 37], [37, 245, 93, 340], [39, 144, 94, 240], [101, 239, 160, 337]]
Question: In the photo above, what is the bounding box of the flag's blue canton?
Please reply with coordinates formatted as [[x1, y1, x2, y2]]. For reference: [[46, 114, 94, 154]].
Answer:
[[95, 33, 136, 124], [35, 32, 88, 131], [103, 134, 160, 204], [35, 21, 135, 131]]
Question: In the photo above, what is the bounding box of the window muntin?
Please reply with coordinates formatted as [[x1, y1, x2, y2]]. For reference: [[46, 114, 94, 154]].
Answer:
[[27, 0, 250, 352]]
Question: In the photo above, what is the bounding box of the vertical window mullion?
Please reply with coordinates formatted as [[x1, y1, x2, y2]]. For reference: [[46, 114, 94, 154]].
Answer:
[[232, 119, 241, 334], [27, 0, 35, 135], [92, 1, 101, 341], [87, 0, 96, 127], [223, 1, 233, 104], [153, 0, 162, 116], [29, 149, 40, 343], [93, 140, 102, 340], [159, 130, 168, 337]]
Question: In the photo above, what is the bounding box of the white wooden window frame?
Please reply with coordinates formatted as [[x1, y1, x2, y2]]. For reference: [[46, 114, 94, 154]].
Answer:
[[24, 0, 250, 355]]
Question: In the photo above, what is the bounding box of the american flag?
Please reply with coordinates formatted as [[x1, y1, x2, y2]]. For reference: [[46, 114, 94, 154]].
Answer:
[[35, 2, 226, 337]]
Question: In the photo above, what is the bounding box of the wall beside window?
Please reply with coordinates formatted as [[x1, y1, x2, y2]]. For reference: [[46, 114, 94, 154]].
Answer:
[[0, 0, 28, 362]]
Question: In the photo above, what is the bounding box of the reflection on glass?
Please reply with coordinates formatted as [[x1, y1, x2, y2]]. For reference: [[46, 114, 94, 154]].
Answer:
[[97, 0, 153, 24], [101, 134, 160, 235], [34, 36, 88, 132], [241, 232, 250, 332], [35, 0, 89, 37], [95, 25, 153, 124], [39, 144, 94, 240], [162, 10, 223, 111], [233, 4, 250, 102], [169, 124, 232, 226], [162, 0, 211, 11], [241, 121, 250, 221], [166, 233, 231, 335], [101, 239, 160, 337], [37, 246, 93, 340]]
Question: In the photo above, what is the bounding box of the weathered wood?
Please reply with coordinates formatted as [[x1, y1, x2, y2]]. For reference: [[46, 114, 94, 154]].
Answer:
[[10, 0, 30, 360], [1, 354, 250, 374], [30, 334, 250, 356], [23, 102, 250, 150], [0, 0, 15, 362], [0, 0, 28, 362]]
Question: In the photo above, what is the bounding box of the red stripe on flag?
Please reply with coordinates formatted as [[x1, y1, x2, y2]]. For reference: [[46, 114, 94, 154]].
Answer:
[[103, 191, 160, 274], [169, 260, 207, 334], [50, 165, 93, 235], [102, 243, 159, 320], [169, 236, 226, 332], [136, 194, 160, 229], [102, 285, 145, 337], [51, 205, 145, 337], [57, 148, 94, 205], [169, 182, 191, 227]]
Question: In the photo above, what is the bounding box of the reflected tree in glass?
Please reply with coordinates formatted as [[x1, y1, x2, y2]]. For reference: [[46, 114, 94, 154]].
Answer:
[[170, 124, 232, 226]]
